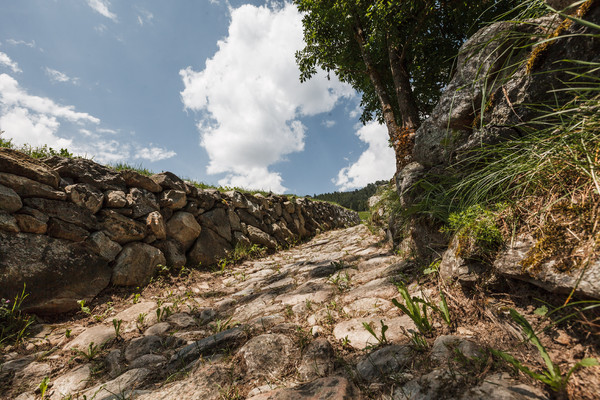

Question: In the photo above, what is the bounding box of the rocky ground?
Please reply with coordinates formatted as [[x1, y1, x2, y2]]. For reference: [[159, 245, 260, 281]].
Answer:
[[1, 224, 599, 400]]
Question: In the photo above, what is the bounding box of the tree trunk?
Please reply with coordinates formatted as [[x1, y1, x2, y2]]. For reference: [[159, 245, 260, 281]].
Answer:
[[351, 12, 411, 172], [387, 38, 421, 130]]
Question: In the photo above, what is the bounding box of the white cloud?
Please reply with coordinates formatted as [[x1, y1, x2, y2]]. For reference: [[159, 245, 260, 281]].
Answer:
[[0, 73, 175, 165], [6, 39, 36, 48], [134, 146, 176, 161], [0, 74, 98, 124], [86, 0, 117, 22], [323, 120, 336, 128], [335, 122, 395, 190], [180, 3, 354, 193], [45, 67, 79, 85], [0, 52, 22, 74], [136, 8, 154, 26]]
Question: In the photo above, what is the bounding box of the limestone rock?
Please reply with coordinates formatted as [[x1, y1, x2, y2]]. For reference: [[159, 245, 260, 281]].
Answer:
[[65, 183, 104, 213], [43, 156, 125, 190], [84, 231, 122, 262], [357, 345, 412, 382], [439, 236, 487, 284], [104, 189, 127, 208], [297, 338, 334, 381], [238, 333, 299, 379], [124, 335, 163, 362], [247, 225, 277, 249], [196, 189, 217, 209], [119, 169, 162, 192], [494, 234, 600, 299], [47, 218, 89, 242], [430, 335, 482, 363], [3, 174, 62, 199], [248, 376, 359, 400], [65, 324, 115, 351], [14, 213, 47, 234], [0, 147, 60, 188], [0, 232, 110, 313], [0, 210, 19, 232], [169, 327, 246, 367], [146, 211, 166, 240], [81, 368, 150, 400], [333, 316, 416, 350], [160, 189, 187, 209], [23, 197, 96, 230], [187, 227, 232, 268], [166, 211, 201, 250], [127, 188, 159, 218], [48, 364, 91, 400], [99, 209, 146, 244], [112, 242, 166, 286], [150, 172, 187, 192], [152, 239, 186, 267], [0, 183, 22, 212], [199, 207, 232, 242]]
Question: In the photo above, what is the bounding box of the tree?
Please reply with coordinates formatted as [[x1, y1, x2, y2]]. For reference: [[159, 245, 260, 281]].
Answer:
[[295, 0, 518, 172]]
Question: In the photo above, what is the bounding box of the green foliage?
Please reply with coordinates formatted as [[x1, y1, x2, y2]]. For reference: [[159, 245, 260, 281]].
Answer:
[[77, 299, 91, 315], [492, 308, 598, 393], [38, 376, 50, 399], [0, 285, 35, 347], [215, 243, 267, 273], [211, 316, 234, 333], [392, 284, 433, 335], [362, 320, 389, 347], [72, 341, 102, 361], [311, 181, 386, 211], [443, 204, 504, 260], [0, 130, 73, 158], [112, 319, 123, 339], [295, 0, 519, 127]]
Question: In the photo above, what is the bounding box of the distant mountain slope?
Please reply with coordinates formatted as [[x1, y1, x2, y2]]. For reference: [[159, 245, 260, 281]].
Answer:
[[309, 180, 387, 211]]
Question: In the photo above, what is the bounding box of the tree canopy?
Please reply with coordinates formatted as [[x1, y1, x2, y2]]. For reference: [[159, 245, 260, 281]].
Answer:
[[295, 0, 519, 170]]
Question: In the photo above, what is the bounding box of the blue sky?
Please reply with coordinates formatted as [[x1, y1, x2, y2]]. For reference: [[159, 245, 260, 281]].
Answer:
[[0, 0, 395, 195]]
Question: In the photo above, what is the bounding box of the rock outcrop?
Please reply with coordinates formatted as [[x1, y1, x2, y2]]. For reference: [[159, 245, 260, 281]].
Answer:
[[0, 149, 359, 313]]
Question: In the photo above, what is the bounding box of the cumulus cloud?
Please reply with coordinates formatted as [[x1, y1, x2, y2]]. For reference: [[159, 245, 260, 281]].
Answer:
[[180, 3, 354, 193], [0, 74, 97, 124], [335, 122, 395, 191], [86, 0, 117, 22], [323, 120, 336, 128], [45, 67, 79, 85], [134, 146, 177, 161], [0, 73, 176, 164], [0, 52, 22, 74]]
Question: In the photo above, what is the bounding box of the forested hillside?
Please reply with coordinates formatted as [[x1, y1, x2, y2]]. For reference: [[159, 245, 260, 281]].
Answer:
[[309, 180, 386, 211]]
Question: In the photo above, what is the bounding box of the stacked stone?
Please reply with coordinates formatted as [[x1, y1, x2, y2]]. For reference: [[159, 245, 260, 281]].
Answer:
[[0, 148, 359, 314]]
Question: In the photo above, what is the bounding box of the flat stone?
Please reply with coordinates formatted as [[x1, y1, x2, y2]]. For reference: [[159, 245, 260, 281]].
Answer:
[[169, 327, 246, 367], [248, 376, 360, 400], [23, 197, 96, 230], [357, 345, 413, 382], [125, 335, 163, 362], [48, 364, 91, 400], [14, 213, 47, 234], [275, 281, 333, 306], [13, 361, 51, 390], [81, 368, 150, 400], [129, 354, 166, 370], [430, 335, 482, 363], [238, 333, 299, 379], [343, 298, 394, 317], [167, 312, 197, 329], [99, 209, 146, 244], [0, 210, 19, 232], [297, 338, 335, 381], [65, 324, 115, 351], [144, 322, 171, 336], [119, 169, 162, 192], [333, 316, 416, 350], [0, 147, 60, 188], [43, 156, 125, 190], [0, 183, 22, 212], [460, 373, 549, 400], [47, 218, 89, 242], [105, 349, 122, 378]]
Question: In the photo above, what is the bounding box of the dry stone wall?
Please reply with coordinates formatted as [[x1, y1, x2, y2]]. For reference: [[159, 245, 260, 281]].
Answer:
[[0, 148, 359, 314]]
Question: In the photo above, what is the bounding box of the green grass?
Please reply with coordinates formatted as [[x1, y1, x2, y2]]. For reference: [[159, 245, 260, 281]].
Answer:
[[0, 285, 35, 347]]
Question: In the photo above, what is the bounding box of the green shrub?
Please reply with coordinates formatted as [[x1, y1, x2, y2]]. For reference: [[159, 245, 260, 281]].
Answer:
[[0, 285, 35, 347]]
